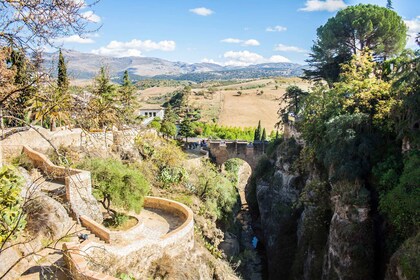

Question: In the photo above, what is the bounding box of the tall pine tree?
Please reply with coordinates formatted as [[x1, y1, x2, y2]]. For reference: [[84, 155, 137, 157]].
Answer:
[[119, 70, 138, 125]]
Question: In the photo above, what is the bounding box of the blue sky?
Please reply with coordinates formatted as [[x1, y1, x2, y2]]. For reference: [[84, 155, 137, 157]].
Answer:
[[56, 0, 419, 65]]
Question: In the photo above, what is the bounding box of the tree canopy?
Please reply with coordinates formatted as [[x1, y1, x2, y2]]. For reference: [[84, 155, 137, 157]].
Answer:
[[305, 4, 407, 85]]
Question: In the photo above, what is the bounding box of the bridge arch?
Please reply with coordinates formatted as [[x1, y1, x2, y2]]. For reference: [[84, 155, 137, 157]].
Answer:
[[207, 140, 268, 170]]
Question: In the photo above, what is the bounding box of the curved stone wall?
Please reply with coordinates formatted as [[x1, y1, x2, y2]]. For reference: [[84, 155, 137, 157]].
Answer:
[[64, 196, 195, 280]]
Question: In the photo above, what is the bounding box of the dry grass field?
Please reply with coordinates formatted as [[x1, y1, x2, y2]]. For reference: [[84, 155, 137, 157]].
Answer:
[[137, 78, 310, 133]]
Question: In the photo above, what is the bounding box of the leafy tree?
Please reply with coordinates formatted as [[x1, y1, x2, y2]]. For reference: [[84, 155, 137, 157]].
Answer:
[[57, 49, 69, 94], [176, 86, 191, 116], [254, 120, 262, 141], [387, 49, 420, 149], [194, 159, 237, 220], [0, 0, 99, 117], [149, 117, 161, 131], [2, 49, 34, 124], [160, 120, 177, 139], [162, 105, 178, 123], [386, 0, 393, 9], [159, 106, 177, 139], [0, 166, 26, 245], [77, 158, 150, 220], [305, 4, 407, 85], [335, 51, 393, 126], [27, 85, 71, 130], [277, 85, 308, 127], [179, 117, 194, 142]]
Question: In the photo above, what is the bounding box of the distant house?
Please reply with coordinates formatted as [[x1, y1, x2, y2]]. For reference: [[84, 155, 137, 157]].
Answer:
[[139, 105, 165, 125]]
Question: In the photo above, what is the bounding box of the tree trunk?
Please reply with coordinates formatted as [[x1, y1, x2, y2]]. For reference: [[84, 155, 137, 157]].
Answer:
[[50, 119, 56, 131]]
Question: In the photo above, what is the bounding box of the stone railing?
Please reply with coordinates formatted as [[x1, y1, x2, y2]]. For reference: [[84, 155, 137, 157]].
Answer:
[[22, 146, 103, 223], [63, 196, 194, 279]]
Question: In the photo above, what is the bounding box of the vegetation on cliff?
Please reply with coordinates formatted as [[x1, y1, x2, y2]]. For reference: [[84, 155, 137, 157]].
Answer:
[[248, 4, 419, 279]]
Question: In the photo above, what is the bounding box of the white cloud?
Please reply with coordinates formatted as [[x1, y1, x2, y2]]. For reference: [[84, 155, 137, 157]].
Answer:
[[269, 55, 291, 63], [221, 38, 260, 46], [274, 43, 307, 53], [81, 11, 101, 23], [266, 25, 287, 32], [405, 16, 420, 49], [52, 35, 94, 44], [91, 39, 176, 57], [243, 39, 260, 46], [221, 38, 242, 44], [201, 58, 223, 65], [224, 51, 264, 66], [189, 7, 214, 16], [299, 0, 347, 12], [222, 50, 290, 66]]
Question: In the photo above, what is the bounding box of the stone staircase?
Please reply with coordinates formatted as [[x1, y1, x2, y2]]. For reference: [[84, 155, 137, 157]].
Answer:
[[17, 172, 106, 280]]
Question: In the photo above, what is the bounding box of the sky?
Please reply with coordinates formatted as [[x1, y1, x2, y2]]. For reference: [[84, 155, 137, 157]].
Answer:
[[54, 0, 420, 66]]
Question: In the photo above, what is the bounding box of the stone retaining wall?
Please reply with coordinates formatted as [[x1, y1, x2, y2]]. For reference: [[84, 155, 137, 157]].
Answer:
[[1, 127, 83, 161], [22, 146, 102, 223]]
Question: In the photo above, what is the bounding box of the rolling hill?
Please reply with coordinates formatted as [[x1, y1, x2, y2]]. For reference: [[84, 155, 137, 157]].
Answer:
[[43, 49, 306, 81]]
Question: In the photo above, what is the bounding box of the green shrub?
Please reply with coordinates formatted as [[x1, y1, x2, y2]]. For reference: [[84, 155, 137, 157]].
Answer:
[[11, 154, 34, 170], [380, 150, 420, 242], [0, 165, 26, 244], [77, 158, 150, 215], [194, 159, 238, 221]]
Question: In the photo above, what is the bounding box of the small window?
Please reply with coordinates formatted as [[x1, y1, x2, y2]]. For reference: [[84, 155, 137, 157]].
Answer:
[[153, 112, 156, 117]]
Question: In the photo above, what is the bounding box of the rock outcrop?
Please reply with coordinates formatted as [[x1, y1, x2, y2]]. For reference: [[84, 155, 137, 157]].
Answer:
[[248, 138, 378, 280]]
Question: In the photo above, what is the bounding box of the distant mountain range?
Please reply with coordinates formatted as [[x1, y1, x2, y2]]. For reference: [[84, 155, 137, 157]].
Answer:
[[43, 50, 306, 82]]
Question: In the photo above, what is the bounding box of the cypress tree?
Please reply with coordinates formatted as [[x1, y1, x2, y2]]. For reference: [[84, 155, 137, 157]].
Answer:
[[261, 128, 267, 141], [254, 120, 262, 141], [57, 49, 69, 93]]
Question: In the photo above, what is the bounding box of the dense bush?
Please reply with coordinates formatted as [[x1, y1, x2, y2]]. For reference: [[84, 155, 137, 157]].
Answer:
[[192, 159, 238, 221], [193, 122, 255, 141], [135, 133, 188, 188], [77, 158, 150, 218], [380, 150, 420, 243]]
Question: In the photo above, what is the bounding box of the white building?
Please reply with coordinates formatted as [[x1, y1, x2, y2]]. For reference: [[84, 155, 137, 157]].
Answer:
[[139, 105, 165, 125]]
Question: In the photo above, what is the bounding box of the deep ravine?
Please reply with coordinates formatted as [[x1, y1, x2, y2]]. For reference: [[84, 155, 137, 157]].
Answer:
[[235, 163, 268, 280]]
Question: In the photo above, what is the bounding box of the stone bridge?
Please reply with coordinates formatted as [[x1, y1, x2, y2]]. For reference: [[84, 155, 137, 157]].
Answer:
[[207, 140, 268, 170]]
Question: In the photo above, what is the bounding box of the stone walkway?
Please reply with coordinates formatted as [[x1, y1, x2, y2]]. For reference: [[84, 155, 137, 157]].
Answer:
[[111, 207, 184, 245]]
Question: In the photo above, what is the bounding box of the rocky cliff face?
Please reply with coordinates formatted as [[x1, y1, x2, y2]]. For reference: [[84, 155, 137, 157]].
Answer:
[[323, 180, 374, 279], [248, 139, 378, 280]]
